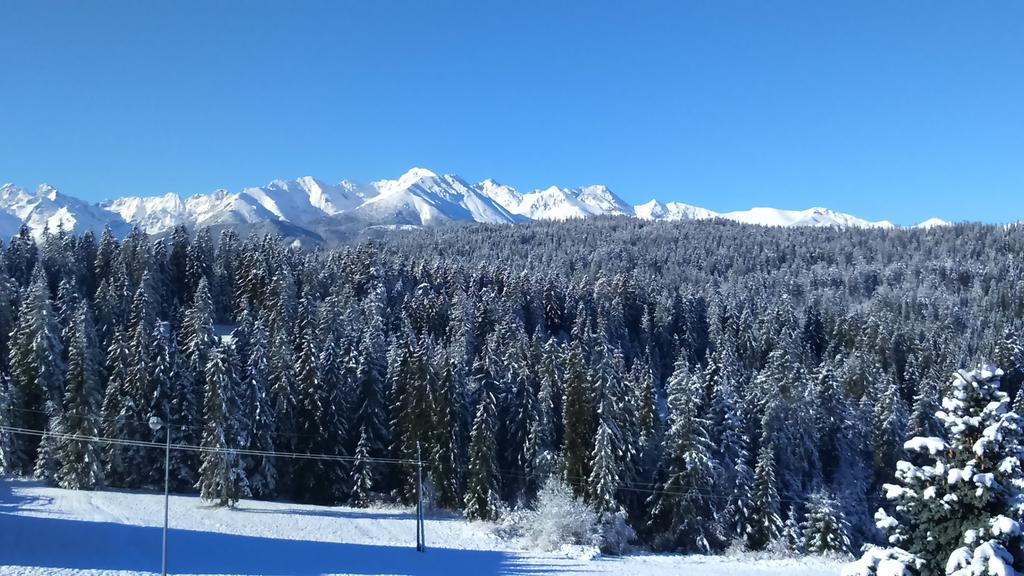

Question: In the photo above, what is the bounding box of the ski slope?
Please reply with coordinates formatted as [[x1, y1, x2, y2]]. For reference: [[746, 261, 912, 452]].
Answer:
[[0, 478, 841, 575]]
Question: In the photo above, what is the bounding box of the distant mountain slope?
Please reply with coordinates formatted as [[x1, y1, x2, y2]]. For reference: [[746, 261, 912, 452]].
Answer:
[[1, 168, 933, 241]]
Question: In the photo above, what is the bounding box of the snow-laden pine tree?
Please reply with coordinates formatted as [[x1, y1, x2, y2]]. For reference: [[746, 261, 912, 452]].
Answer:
[[589, 412, 620, 513], [845, 366, 1024, 576], [242, 315, 277, 499], [906, 377, 943, 445], [464, 390, 500, 521], [353, 323, 389, 465], [496, 321, 539, 501], [197, 345, 249, 507], [182, 277, 217, 402], [871, 372, 908, 488], [389, 331, 434, 504], [748, 437, 783, 551], [782, 505, 804, 554], [100, 328, 134, 485], [648, 357, 723, 553], [351, 425, 374, 508], [0, 372, 16, 474], [152, 320, 197, 491], [561, 343, 594, 497], [56, 305, 104, 490], [293, 306, 343, 504], [802, 490, 852, 556], [430, 348, 462, 510], [9, 269, 64, 476]]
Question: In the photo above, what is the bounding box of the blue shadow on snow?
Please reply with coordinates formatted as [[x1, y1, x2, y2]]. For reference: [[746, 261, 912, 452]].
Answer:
[[0, 510, 567, 575]]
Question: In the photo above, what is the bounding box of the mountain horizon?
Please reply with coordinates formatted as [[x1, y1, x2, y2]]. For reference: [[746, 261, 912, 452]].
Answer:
[[0, 166, 952, 242]]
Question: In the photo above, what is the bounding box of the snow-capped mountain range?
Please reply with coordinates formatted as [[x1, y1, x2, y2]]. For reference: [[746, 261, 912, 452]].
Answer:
[[0, 168, 949, 241]]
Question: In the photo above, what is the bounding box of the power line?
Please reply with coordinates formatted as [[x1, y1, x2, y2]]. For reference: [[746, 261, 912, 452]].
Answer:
[[3, 405, 353, 444], [0, 425, 418, 466], [3, 423, 822, 506]]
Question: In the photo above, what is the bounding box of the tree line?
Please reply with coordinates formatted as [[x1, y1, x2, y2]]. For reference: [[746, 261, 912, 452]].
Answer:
[[0, 217, 1023, 556]]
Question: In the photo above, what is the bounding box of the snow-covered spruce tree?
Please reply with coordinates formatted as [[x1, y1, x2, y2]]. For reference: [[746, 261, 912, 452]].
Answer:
[[390, 332, 434, 504], [708, 350, 756, 544], [782, 505, 805, 554], [9, 269, 64, 475], [266, 304, 298, 497], [56, 305, 104, 490], [197, 345, 249, 507], [748, 437, 783, 551], [353, 325, 389, 465], [351, 425, 374, 508], [907, 377, 944, 447], [242, 315, 277, 499], [872, 372, 909, 489], [589, 413, 620, 513], [994, 328, 1024, 400], [0, 372, 16, 474], [497, 323, 540, 502], [430, 348, 462, 510], [100, 327, 135, 485], [535, 336, 563, 460], [802, 490, 852, 556], [590, 330, 636, 493], [318, 327, 351, 502], [293, 311, 335, 504], [845, 366, 1024, 576], [648, 357, 724, 553], [152, 320, 197, 491], [464, 390, 501, 521], [561, 343, 594, 498]]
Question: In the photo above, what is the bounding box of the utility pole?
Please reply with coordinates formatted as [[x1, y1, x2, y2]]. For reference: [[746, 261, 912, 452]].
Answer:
[[416, 441, 425, 552], [149, 415, 171, 576]]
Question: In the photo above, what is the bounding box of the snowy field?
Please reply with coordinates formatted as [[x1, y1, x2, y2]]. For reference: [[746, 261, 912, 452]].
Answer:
[[0, 478, 840, 576]]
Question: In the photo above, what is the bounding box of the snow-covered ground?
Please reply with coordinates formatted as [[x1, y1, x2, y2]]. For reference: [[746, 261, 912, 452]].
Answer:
[[0, 478, 840, 576]]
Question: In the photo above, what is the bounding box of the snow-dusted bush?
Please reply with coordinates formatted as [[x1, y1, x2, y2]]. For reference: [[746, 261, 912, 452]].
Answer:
[[517, 477, 599, 551], [596, 509, 637, 555]]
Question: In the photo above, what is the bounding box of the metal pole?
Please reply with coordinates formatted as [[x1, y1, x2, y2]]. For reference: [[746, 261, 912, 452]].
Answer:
[[416, 441, 424, 552], [162, 424, 170, 576]]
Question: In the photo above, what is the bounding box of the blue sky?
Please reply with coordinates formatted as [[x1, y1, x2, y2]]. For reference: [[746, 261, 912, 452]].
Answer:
[[0, 1, 1021, 225]]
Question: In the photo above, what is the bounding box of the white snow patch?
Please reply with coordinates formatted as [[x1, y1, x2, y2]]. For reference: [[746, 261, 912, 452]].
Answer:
[[0, 478, 842, 576]]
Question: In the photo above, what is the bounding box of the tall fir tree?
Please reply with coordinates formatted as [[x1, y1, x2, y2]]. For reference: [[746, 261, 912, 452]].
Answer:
[[55, 305, 104, 490], [351, 425, 374, 508], [560, 343, 594, 497], [197, 345, 249, 507], [464, 390, 500, 521], [748, 438, 783, 551], [648, 357, 723, 553], [9, 269, 65, 475]]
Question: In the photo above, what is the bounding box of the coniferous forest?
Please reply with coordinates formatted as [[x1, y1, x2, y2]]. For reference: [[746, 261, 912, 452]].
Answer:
[[2, 217, 1024, 561]]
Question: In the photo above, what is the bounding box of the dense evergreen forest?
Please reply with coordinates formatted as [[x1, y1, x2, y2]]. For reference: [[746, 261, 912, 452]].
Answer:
[[1, 217, 1024, 556]]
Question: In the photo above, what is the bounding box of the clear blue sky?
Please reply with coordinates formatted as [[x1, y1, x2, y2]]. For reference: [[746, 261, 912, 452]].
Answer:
[[1, 1, 1021, 225]]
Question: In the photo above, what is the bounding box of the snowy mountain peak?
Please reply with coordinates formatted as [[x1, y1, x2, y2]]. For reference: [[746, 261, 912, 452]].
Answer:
[[720, 206, 894, 229], [571, 185, 631, 216], [397, 167, 438, 186], [0, 168, 950, 240], [37, 184, 59, 201], [634, 199, 719, 221], [914, 217, 951, 229]]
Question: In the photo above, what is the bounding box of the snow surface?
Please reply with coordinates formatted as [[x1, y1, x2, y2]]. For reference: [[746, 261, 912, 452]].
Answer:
[[0, 478, 839, 576]]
